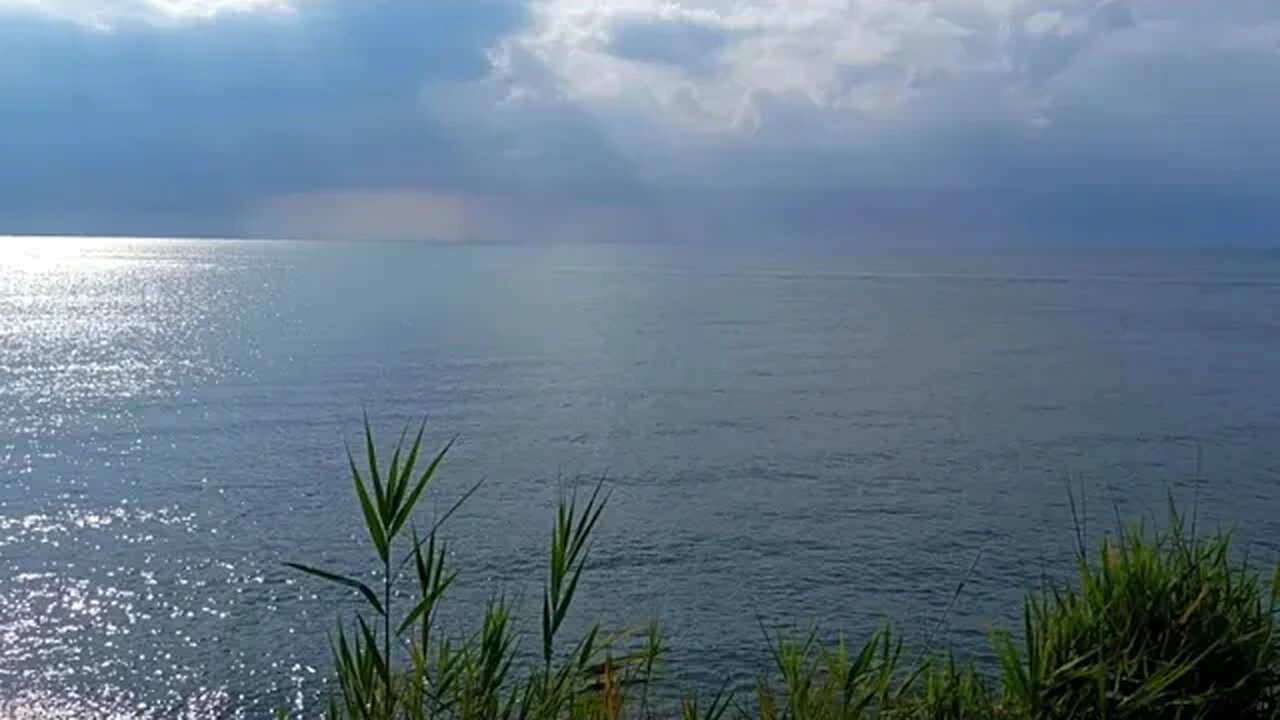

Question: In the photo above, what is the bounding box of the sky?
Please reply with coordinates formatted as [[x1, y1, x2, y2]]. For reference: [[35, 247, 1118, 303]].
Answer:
[[1, 0, 1278, 244]]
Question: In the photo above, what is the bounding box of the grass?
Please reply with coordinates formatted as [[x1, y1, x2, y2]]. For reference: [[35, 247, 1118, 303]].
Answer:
[[285, 420, 1280, 719]]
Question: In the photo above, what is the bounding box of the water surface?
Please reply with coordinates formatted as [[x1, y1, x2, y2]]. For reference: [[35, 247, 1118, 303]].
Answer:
[[3, 237, 1280, 716]]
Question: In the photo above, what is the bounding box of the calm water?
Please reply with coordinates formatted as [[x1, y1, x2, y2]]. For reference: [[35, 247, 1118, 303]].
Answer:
[[3, 237, 1280, 717]]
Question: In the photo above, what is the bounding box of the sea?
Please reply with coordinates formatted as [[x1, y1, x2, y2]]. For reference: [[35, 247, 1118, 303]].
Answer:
[[3, 236, 1280, 717]]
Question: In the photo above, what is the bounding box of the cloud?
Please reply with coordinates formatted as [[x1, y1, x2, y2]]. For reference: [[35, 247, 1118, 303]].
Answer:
[[485, 0, 1280, 241], [2, 0, 1279, 243], [501, 0, 1276, 142], [0, 0, 293, 28], [0, 0, 560, 238]]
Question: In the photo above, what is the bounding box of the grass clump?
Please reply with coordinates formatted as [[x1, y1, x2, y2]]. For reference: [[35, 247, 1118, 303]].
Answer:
[[751, 627, 997, 720], [287, 420, 1280, 719], [993, 506, 1280, 719]]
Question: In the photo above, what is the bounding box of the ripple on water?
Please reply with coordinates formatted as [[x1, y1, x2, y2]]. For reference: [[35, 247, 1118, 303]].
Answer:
[[0, 500, 319, 718], [5, 239, 1280, 715], [1, 238, 301, 715]]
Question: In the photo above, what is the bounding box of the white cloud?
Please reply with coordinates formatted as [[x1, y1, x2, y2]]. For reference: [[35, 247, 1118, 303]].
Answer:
[[501, 0, 1048, 129], [482, 0, 1280, 206], [0, 0, 293, 28], [496, 0, 1275, 138]]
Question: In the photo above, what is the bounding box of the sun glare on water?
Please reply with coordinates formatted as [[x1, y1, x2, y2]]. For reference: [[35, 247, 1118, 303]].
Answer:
[[0, 236, 106, 274], [0, 235, 209, 277]]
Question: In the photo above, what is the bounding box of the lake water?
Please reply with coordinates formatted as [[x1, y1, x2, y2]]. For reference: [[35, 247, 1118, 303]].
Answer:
[[3, 237, 1280, 717]]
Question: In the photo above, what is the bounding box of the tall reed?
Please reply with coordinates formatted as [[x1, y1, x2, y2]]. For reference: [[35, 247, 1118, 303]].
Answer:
[[286, 419, 662, 720]]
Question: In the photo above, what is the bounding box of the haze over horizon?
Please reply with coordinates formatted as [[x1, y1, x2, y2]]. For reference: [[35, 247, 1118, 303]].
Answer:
[[3, 0, 1278, 245]]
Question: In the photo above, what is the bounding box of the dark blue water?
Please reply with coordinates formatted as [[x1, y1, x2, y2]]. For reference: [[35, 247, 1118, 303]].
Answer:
[[3, 237, 1280, 717]]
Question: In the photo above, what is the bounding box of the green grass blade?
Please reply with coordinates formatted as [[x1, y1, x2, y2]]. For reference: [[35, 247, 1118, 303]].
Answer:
[[285, 562, 385, 616], [552, 553, 589, 632], [542, 590, 554, 666], [390, 437, 455, 539], [362, 414, 388, 523], [397, 571, 457, 636], [389, 422, 426, 522], [394, 478, 482, 578], [356, 614, 391, 704], [348, 446, 388, 563], [387, 429, 406, 517]]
